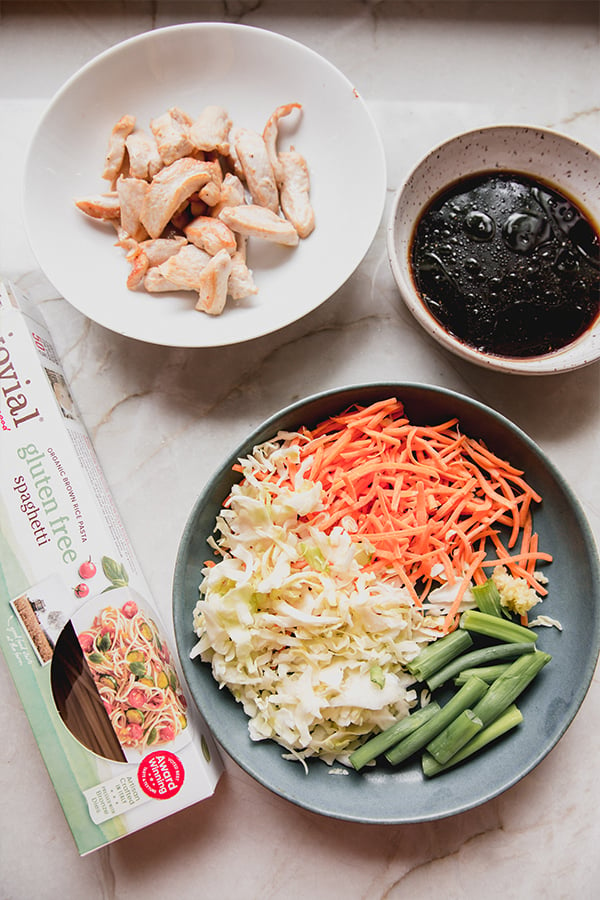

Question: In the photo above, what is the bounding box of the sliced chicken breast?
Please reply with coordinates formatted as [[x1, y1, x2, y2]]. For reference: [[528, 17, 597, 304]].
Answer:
[[75, 192, 121, 220], [219, 204, 299, 246], [195, 249, 233, 315], [117, 176, 149, 241], [185, 216, 237, 257], [102, 114, 136, 182], [150, 107, 195, 166], [231, 127, 279, 213], [190, 105, 232, 155], [125, 129, 163, 180], [140, 158, 214, 238]]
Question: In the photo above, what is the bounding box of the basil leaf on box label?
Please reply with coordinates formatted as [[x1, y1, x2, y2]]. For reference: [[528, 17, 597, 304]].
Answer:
[[101, 556, 129, 589], [129, 661, 146, 677], [96, 633, 112, 652]]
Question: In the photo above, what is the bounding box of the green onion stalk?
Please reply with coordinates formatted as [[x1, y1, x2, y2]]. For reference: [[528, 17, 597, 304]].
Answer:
[[426, 642, 536, 692], [422, 705, 524, 777], [385, 676, 488, 766], [349, 702, 441, 771]]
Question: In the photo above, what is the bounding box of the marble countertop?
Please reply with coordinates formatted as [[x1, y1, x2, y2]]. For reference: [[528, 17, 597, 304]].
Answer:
[[1, 2, 599, 897]]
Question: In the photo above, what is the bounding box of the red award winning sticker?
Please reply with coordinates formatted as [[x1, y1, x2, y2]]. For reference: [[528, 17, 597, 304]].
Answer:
[[137, 750, 185, 800]]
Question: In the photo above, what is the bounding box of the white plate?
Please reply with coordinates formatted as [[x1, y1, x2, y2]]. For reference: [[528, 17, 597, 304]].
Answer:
[[24, 23, 386, 347]]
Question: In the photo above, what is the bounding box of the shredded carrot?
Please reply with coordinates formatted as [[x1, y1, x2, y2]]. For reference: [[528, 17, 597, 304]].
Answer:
[[442, 549, 488, 632], [526, 533, 539, 576], [480, 551, 553, 567], [319, 403, 543, 619], [304, 399, 551, 627], [231, 398, 552, 634]]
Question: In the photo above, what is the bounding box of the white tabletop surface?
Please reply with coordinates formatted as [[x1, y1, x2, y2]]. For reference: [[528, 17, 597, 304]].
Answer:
[[1, 2, 599, 897]]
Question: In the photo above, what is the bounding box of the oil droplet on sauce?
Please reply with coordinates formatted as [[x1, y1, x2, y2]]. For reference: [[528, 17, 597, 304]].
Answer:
[[410, 172, 600, 357]]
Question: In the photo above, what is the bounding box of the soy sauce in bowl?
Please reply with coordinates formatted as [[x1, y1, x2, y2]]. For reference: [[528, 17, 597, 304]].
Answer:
[[410, 172, 600, 358]]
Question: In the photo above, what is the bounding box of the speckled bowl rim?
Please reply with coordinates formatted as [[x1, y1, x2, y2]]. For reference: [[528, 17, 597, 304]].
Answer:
[[387, 125, 600, 374]]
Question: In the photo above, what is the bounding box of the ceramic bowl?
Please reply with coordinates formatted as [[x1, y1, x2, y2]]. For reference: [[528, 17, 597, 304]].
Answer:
[[387, 125, 600, 374], [173, 382, 600, 823], [24, 23, 386, 347]]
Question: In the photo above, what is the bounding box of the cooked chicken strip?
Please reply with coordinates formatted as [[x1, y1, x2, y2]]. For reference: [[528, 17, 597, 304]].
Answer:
[[231, 127, 279, 212], [195, 249, 232, 315], [170, 207, 193, 233], [112, 223, 131, 243], [123, 235, 188, 290], [75, 192, 121, 220], [190, 158, 223, 207], [276, 149, 315, 239], [189, 105, 232, 155], [235, 232, 248, 262], [219, 204, 299, 246], [226, 139, 246, 181], [228, 236, 258, 301], [125, 246, 149, 290], [150, 107, 195, 166], [140, 158, 214, 238], [117, 176, 149, 241], [143, 268, 181, 292], [156, 243, 212, 291], [151, 156, 213, 187], [206, 157, 224, 188], [116, 235, 137, 254], [125, 129, 163, 180], [211, 172, 246, 218], [185, 216, 237, 257], [263, 102, 302, 181], [262, 103, 314, 238], [102, 114, 136, 182], [199, 180, 222, 207], [139, 236, 187, 266], [190, 198, 208, 218]]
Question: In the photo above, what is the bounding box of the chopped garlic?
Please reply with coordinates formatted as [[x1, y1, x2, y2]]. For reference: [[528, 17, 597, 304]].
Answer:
[[491, 565, 542, 616]]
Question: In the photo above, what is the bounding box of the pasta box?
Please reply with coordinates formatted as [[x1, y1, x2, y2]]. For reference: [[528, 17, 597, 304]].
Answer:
[[0, 281, 222, 855]]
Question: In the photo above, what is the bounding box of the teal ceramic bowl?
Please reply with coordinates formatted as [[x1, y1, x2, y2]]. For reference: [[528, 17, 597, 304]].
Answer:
[[173, 383, 600, 823]]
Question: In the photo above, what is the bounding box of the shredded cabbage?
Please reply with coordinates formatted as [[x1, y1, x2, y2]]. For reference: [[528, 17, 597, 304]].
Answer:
[[191, 434, 470, 765]]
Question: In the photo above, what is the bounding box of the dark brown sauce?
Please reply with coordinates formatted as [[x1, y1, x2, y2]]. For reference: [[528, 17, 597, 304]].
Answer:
[[410, 172, 600, 357]]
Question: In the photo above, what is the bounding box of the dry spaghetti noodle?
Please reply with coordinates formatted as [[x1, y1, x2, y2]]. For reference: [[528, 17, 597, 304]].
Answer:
[[51, 621, 126, 762]]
